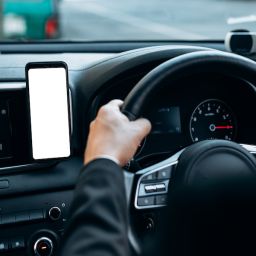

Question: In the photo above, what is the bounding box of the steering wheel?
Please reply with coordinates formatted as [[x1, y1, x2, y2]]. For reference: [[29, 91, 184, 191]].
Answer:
[[122, 50, 256, 212]]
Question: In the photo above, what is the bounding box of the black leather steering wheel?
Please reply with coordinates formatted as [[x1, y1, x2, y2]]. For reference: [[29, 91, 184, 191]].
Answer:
[[122, 50, 256, 213], [122, 50, 256, 120]]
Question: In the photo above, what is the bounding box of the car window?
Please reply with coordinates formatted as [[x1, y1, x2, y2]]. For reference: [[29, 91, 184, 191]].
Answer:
[[0, 0, 255, 41]]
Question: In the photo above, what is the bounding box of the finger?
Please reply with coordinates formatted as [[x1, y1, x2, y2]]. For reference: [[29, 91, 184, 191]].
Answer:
[[89, 120, 95, 129], [133, 118, 152, 138], [98, 99, 123, 117], [106, 99, 129, 121], [107, 99, 124, 110]]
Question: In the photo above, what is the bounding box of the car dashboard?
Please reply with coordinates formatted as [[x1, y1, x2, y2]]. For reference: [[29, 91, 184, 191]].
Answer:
[[0, 42, 256, 255], [93, 72, 256, 165]]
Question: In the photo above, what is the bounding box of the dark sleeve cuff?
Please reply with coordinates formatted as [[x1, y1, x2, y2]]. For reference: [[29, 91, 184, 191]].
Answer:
[[78, 158, 124, 186]]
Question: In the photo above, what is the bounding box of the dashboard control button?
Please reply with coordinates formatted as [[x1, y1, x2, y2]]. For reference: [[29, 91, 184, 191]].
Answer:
[[142, 172, 157, 181], [144, 185, 157, 193], [48, 207, 61, 221], [144, 218, 155, 232], [29, 210, 44, 221], [157, 167, 172, 179], [156, 183, 166, 192], [137, 196, 155, 206], [2, 214, 15, 225], [0, 241, 8, 252], [34, 237, 53, 256], [156, 195, 168, 205], [16, 211, 29, 223], [11, 238, 25, 250]]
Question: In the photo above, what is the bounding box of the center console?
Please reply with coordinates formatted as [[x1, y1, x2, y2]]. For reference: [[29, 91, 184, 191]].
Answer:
[[0, 190, 74, 256], [0, 82, 81, 256]]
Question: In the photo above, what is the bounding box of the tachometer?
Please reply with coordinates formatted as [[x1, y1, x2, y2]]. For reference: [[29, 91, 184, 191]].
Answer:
[[190, 99, 236, 142]]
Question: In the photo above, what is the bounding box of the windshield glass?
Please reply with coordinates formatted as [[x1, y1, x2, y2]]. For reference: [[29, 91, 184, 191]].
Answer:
[[1, 0, 255, 41]]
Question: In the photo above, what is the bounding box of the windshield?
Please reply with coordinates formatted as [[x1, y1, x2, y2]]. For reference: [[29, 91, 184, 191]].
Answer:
[[1, 0, 255, 41]]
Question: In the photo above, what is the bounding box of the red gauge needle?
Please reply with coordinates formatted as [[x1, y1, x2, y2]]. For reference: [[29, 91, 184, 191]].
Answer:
[[215, 125, 233, 129]]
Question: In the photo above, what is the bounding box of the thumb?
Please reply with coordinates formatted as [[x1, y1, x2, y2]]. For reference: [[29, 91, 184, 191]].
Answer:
[[133, 118, 152, 140]]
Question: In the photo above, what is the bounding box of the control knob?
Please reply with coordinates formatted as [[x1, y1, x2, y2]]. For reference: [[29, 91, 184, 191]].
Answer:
[[48, 207, 61, 221], [34, 237, 53, 256]]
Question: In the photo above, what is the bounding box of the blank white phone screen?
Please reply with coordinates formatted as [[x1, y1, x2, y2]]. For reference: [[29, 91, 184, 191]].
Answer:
[[28, 67, 70, 160]]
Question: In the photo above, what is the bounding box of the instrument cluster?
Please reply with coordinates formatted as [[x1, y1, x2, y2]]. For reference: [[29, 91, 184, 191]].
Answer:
[[134, 76, 256, 160]]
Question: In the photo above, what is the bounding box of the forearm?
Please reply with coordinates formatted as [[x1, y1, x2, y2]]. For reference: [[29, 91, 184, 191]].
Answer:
[[59, 159, 130, 256]]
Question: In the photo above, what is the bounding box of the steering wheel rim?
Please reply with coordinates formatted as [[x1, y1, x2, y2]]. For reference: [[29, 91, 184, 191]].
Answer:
[[124, 50, 256, 210], [122, 50, 256, 120]]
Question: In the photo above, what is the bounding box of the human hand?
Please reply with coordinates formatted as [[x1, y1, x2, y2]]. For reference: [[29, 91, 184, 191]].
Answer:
[[84, 99, 151, 166]]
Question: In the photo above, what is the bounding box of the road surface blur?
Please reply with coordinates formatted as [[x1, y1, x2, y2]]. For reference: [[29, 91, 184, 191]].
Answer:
[[59, 0, 256, 40]]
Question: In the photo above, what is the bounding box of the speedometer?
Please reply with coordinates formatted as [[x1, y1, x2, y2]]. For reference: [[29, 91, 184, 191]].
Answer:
[[190, 99, 236, 142]]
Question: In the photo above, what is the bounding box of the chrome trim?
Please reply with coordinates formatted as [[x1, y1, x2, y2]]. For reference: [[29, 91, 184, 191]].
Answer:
[[134, 149, 184, 210], [34, 237, 53, 256], [135, 150, 184, 210], [241, 144, 256, 154], [135, 160, 177, 210], [68, 88, 73, 135], [48, 207, 61, 221], [0, 162, 56, 174], [139, 180, 169, 197], [0, 82, 25, 91]]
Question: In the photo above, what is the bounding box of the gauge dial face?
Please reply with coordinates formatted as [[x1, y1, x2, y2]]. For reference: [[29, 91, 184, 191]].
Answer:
[[190, 99, 236, 142]]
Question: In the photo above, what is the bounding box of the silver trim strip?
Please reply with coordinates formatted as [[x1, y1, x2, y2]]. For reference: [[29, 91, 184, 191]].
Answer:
[[0, 82, 25, 91], [69, 89, 73, 135], [0, 162, 55, 173], [241, 144, 256, 154], [34, 237, 53, 256], [135, 160, 178, 210], [48, 207, 61, 221]]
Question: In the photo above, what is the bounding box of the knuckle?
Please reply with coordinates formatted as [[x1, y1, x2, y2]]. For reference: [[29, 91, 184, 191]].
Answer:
[[98, 106, 113, 119], [89, 120, 95, 129], [98, 105, 116, 121], [98, 105, 108, 115], [145, 119, 152, 128], [140, 119, 152, 134]]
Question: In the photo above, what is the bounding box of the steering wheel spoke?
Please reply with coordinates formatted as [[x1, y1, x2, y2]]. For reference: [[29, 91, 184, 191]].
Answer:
[[122, 50, 256, 212], [241, 144, 256, 154], [133, 143, 256, 210], [134, 150, 183, 210]]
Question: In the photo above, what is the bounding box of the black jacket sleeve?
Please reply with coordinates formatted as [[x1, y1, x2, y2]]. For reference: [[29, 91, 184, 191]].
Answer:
[[59, 158, 130, 256]]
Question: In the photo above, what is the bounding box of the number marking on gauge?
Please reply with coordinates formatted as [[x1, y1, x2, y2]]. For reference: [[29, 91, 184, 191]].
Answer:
[[190, 99, 236, 142]]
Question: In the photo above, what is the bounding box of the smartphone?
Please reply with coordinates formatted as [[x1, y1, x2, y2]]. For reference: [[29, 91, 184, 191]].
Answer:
[[26, 62, 71, 161]]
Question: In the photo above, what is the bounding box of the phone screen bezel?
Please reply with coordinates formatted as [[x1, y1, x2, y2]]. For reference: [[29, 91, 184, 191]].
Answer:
[[25, 61, 72, 162]]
